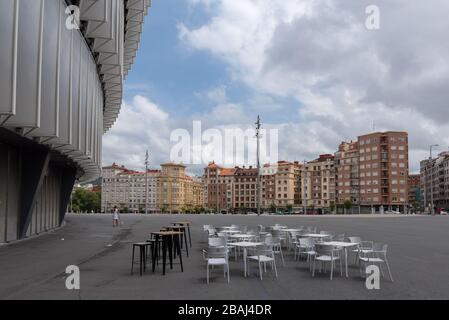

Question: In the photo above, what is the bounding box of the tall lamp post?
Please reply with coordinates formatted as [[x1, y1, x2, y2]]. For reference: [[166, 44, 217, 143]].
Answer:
[[429, 144, 439, 215], [255, 115, 262, 216], [145, 150, 149, 215]]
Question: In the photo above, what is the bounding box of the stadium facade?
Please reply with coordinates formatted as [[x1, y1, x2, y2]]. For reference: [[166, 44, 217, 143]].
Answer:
[[0, 0, 150, 242]]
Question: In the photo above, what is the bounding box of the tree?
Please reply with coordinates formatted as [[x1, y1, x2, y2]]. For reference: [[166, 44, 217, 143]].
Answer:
[[160, 204, 168, 214], [270, 203, 276, 214], [286, 204, 293, 214], [70, 188, 101, 213], [329, 203, 336, 214], [343, 200, 352, 214]]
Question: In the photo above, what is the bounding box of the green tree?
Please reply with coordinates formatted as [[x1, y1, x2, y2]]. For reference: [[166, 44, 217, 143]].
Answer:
[[286, 204, 293, 214], [270, 203, 276, 214], [329, 203, 336, 214], [343, 200, 352, 214], [71, 188, 101, 213]]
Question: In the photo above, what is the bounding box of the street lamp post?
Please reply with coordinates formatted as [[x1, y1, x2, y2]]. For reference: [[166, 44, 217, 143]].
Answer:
[[429, 144, 439, 215], [255, 115, 262, 216], [145, 150, 149, 215]]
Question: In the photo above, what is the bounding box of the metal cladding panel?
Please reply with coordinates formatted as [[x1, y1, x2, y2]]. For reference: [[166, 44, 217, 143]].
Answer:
[[80, 0, 108, 21], [57, 6, 74, 145], [6, 0, 44, 128], [33, 0, 61, 138], [0, 0, 18, 116], [79, 49, 88, 153], [70, 33, 82, 149]]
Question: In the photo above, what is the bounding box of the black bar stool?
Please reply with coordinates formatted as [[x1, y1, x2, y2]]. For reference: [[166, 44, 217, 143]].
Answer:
[[131, 242, 153, 276]]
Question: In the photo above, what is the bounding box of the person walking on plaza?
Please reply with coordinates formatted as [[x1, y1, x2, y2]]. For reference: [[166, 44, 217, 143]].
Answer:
[[112, 206, 120, 227]]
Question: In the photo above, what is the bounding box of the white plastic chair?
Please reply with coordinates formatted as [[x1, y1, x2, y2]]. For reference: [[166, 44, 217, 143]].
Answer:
[[358, 243, 393, 282], [247, 244, 278, 280], [265, 236, 285, 266], [203, 247, 230, 284], [312, 244, 342, 280]]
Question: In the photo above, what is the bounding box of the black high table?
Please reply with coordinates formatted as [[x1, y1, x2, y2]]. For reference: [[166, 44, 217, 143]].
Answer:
[[151, 231, 184, 275]]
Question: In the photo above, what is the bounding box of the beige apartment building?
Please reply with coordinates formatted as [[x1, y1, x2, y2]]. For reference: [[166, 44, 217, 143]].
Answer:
[[101, 163, 159, 213], [102, 163, 204, 213], [335, 141, 360, 206], [261, 161, 301, 210], [302, 155, 336, 212], [157, 163, 204, 213]]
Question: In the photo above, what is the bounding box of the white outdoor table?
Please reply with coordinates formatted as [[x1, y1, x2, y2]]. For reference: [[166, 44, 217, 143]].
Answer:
[[229, 234, 255, 239], [232, 241, 263, 277], [220, 230, 240, 234], [321, 241, 358, 277], [302, 233, 329, 238]]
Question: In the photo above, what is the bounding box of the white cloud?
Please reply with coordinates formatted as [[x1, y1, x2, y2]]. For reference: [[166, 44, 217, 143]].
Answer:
[[102, 96, 171, 170], [179, 0, 449, 172]]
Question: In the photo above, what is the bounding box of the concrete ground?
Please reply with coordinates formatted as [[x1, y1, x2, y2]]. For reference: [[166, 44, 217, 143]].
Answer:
[[0, 213, 448, 300]]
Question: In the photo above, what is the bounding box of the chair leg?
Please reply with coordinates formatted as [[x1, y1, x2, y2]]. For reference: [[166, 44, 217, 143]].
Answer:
[[207, 264, 210, 284], [131, 246, 135, 275], [312, 259, 316, 277], [273, 259, 278, 278], [227, 264, 230, 283], [280, 247, 285, 266], [385, 259, 394, 282], [259, 262, 263, 280], [330, 261, 333, 280]]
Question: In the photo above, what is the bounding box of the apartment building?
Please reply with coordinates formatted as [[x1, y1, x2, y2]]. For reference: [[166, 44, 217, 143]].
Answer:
[[101, 163, 160, 213], [408, 174, 422, 209], [302, 155, 336, 212], [420, 152, 449, 212], [203, 162, 236, 212], [358, 132, 409, 211], [234, 166, 258, 212], [335, 141, 360, 206], [101, 163, 203, 213]]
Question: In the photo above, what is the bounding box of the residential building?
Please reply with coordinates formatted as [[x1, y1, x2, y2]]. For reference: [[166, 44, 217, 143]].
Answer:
[[420, 152, 449, 212], [101, 163, 159, 213], [234, 166, 258, 212], [302, 155, 336, 212], [0, 0, 150, 243], [335, 141, 360, 206], [408, 174, 422, 209], [358, 132, 409, 211], [203, 162, 236, 212], [101, 163, 203, 214]]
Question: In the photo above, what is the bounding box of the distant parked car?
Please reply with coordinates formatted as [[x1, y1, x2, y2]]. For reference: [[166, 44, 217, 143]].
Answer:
[[440, 210, 448, 215]]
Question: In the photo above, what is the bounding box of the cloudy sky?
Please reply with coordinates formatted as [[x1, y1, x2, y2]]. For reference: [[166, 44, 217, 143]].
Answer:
[[103, 0, 449, 175]]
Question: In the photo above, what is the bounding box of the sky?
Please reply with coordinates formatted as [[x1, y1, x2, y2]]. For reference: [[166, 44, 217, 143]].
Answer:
[[103, 0, 449, 176]]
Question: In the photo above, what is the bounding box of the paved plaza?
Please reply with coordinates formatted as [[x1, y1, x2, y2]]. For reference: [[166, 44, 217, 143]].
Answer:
[[0, 214, 448, 300]]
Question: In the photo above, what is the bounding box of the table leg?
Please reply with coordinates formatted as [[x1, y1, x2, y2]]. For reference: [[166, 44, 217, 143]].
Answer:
[[168, 236, 173, 269], [152, 236, 159, 273], [184, 230, 189, 257], [345, 248, 349, 277], [162, 236, 167, 275], [176, 234, 184, 272], [243, 248, 247, 277], [188, 225, 192, 247]]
